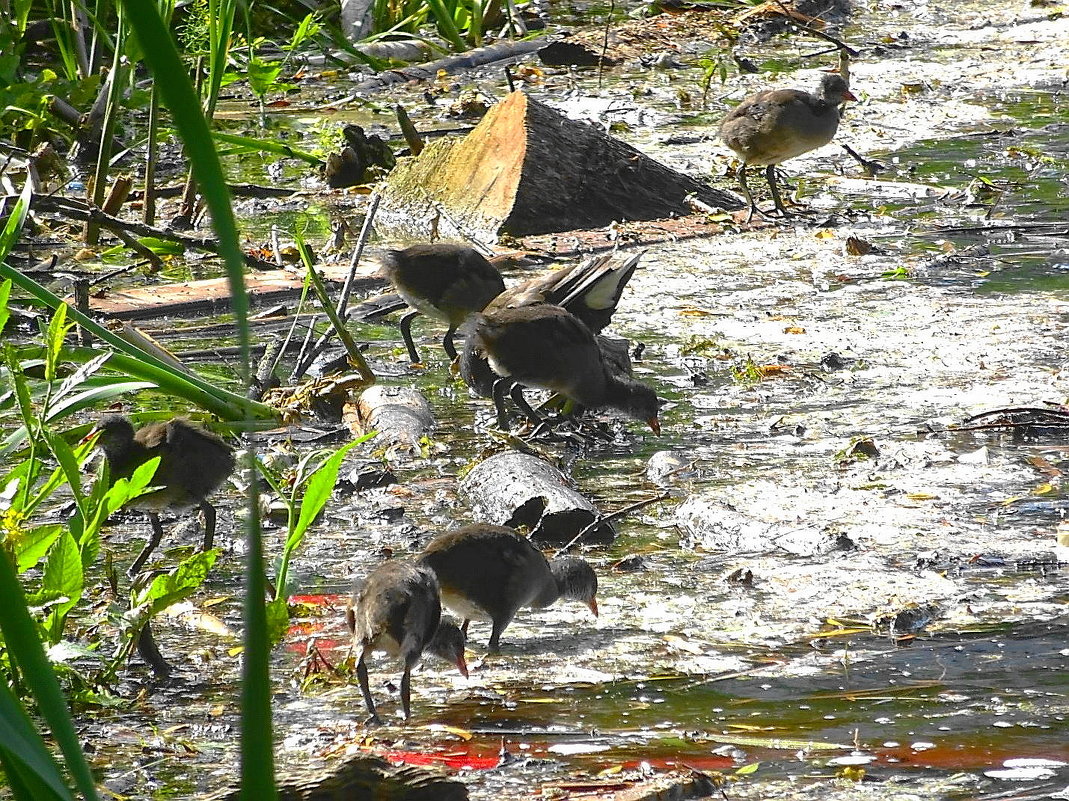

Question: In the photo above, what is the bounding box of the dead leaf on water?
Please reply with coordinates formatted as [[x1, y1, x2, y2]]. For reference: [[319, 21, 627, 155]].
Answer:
[[783, 325, 806, 334], [755, 364, 791, 377], [423, 724, 473, 740], [844, 236, 874, 256]]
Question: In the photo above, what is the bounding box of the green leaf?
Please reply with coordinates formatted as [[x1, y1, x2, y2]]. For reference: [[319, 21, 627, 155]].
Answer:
[[265, 596, 290, 644], [246, 57, 284, 98], [44, 305, 73, 385], [292, 441, 359, 545], [34, 531, 84, 641], [0, 278, 11, 338], [0, 180, 32, 262], [211, 132, 323, 166], [133, 549, 218, 617], [41, 430, 85, 511], [0, 269, 277, 425], [736, 762, 760, 775], [12, 525, 64, 573], [120, 0, 272, 795], [287, 13, 320, 50]]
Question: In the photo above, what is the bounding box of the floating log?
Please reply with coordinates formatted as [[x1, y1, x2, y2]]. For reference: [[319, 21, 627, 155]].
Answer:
[[200, 752, 467, 801], [376, 91, 741, 242], [460, 451, 614, 544], [83, 263, 382, 320], [676, 494, 849, 557], [346, 385, 435, 459]]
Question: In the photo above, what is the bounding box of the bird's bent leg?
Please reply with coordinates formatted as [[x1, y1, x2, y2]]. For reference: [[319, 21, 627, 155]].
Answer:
[[766, 164, 792, 217], [357, 649, 382, 725], [399, 310, 423, 364], [129, 512, 166, 576], [442, 325, 459, 361]]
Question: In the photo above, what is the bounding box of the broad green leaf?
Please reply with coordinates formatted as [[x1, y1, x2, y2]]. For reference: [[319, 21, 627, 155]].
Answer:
[[133, 549, 218, 618], [287, 13, 320, 50], [36, 531, 84, 640], [291, 441, 360, 544], [41, 430, 85, 510], [0, 682, 72, 799], [246, 58, 284, 97], [12, 525, 63, 573]]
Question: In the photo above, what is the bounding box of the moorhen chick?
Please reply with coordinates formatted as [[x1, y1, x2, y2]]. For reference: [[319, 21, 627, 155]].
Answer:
[[345, 560, 468, 723], [461, 251, 645, 398], [380, 243, 505, 364], [92, 414, 235, 575], [719, 72, 857, 221], [418, 524, 599, 652], [466, 303, 660, 433]]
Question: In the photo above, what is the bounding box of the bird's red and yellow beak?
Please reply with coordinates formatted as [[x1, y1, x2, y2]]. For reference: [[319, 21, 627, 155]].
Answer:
[[586, 598, 599, 618], [842, 89, 858, 102]]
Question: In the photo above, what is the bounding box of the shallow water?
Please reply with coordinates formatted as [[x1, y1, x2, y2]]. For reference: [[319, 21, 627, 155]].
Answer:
[[14, 0, 1069, 799]]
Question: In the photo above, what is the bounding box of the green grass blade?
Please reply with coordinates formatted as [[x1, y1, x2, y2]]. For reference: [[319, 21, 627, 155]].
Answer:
[[0, 180, 32, 260], [0, 264, 276, 422], [0, 550, 100, 801], [118, 2, 274, 797], [422, 0, 467, 50], [0, 279, 11, 338], [0, 681, 74, 801], [211, 132, 324, 166]]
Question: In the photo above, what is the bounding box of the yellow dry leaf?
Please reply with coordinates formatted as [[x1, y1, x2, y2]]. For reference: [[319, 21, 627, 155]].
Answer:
[[906, 492, 937, 500], [755, 364, 791, 377], [679, 307, 712, 317], [814, 229, 836, 240], [596, 765, 625, 777], [423, 724, 473, 740], [1033, 483, 1057, 495], [783, 326, 807, 334]]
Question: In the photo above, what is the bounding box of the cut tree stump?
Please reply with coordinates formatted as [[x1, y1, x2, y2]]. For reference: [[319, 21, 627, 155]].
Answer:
[[376, 91, 740, 242]]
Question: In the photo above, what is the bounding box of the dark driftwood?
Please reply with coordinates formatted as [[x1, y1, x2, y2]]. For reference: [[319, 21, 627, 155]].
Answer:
[[376, 91, 741, 241], [200, 753, 467, 801], [460, 451, 614, 544], [347, 385, 434, 457], [339, 40, 546, 98], [28, 194, 277, 270]]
